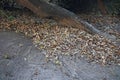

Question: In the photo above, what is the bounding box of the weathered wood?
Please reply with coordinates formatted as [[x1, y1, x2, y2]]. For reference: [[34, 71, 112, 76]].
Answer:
[[97, 0, 108, 15], [15, 0, 115, 41], [16, 0, 100, 34]]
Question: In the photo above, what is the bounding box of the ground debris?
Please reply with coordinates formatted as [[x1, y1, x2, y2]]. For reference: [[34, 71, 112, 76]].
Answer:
[[0, 11, 120, 65]]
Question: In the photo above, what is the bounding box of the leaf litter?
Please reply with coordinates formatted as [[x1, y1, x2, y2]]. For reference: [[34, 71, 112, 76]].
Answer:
[[0, 11, 120, 65]]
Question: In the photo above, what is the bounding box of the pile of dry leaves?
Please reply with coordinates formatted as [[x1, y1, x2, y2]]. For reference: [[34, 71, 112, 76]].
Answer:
[[0, 11, 120, 65]]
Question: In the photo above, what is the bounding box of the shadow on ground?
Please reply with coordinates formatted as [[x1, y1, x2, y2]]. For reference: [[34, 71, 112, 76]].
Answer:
[[0, 31, 120, 80]]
